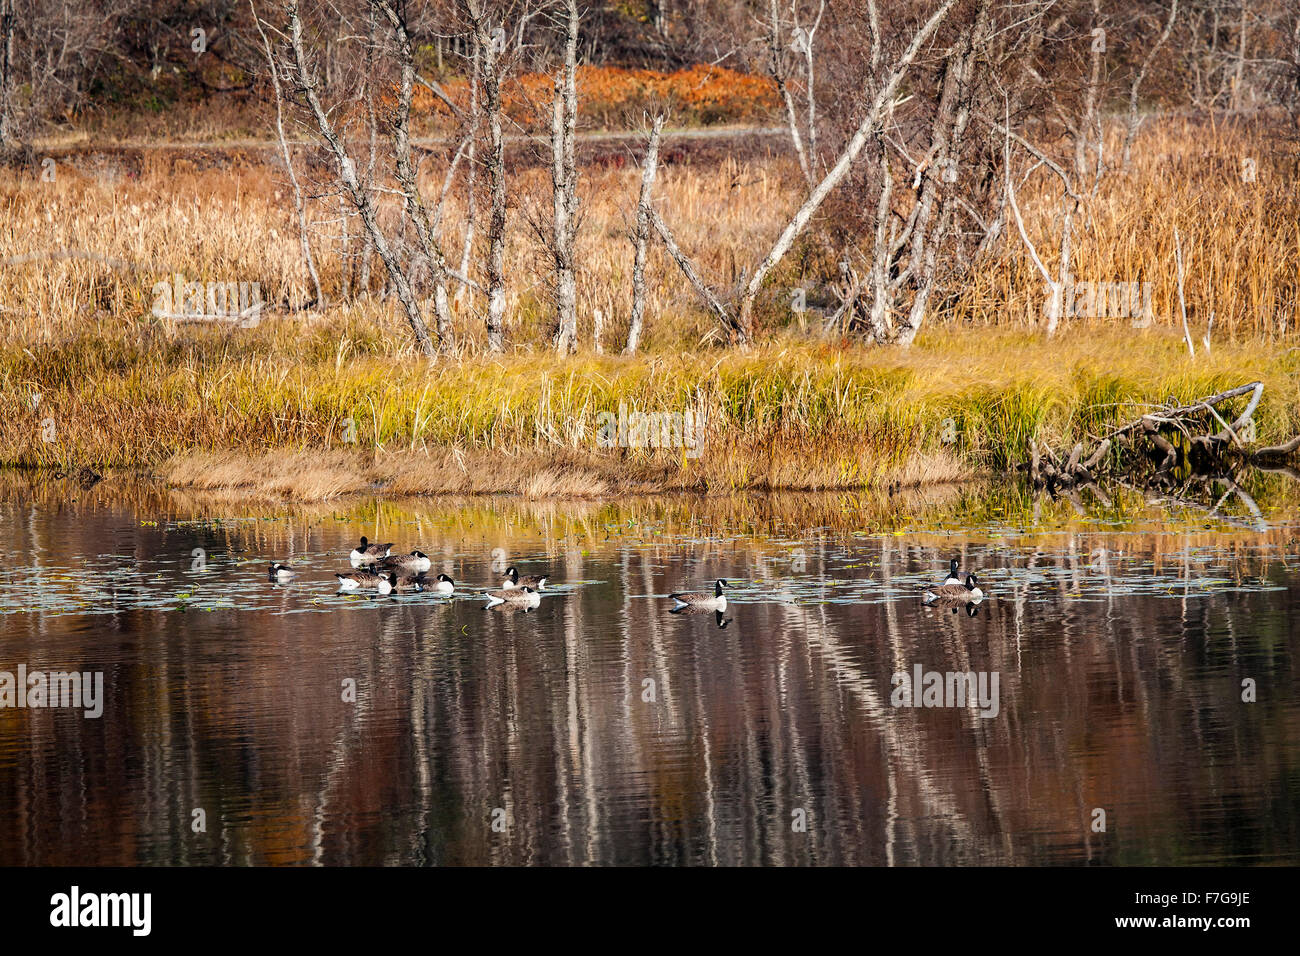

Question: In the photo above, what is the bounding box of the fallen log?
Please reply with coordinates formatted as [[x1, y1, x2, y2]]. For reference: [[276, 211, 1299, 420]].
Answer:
[[1141, 416, 1179, 471], [1101, 382, 1262, 443], [1252, 434, 1300, 460], [1066, 442, 1083, 475], [1022, 381, 1300, 486]]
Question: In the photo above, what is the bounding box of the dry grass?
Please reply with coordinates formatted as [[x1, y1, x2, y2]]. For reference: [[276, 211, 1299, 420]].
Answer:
[[3, 115, 1295, 351], [4, 322, 1296, 500], [0, 148, 791, 352], [0, 114, 1297, 499]]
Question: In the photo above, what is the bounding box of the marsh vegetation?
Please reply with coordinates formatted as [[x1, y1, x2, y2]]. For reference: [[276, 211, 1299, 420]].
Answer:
[[0, 1, 1297, 500]]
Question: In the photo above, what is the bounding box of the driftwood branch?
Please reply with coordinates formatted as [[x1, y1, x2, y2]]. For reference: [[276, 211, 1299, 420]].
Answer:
[[1102, 382, 1261, 442], [1024, 381, 1299, 490]]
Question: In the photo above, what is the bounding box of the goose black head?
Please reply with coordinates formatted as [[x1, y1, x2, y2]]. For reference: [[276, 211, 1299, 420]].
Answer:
[[966, 573, 979, 589]]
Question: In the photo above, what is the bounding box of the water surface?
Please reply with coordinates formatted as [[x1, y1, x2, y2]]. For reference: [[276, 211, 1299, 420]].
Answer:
[[1, 474, 1297, 865]]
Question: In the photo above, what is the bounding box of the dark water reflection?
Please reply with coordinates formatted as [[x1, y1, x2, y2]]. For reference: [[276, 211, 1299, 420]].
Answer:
[[1, 474, 1298, 865]]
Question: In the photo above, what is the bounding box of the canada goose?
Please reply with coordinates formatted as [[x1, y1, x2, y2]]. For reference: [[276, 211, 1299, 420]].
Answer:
[[349, 536, 394, 565], [502, 566, 548, 590], [942, 558, 962, 586], [432, 573, 455, 594], [381, 550, 431, 573], [267, 562, 296, 582], [916, 558, 961, 590], [670, 579, 729, 609], [389, 571, 427, 592], [922, 573, 984, 604], [335, 569, 395, 594], [485, 586, 540, 609]]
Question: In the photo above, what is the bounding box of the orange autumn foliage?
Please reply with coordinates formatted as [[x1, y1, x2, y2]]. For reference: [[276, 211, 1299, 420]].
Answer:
[[410, 64, 778, 131]]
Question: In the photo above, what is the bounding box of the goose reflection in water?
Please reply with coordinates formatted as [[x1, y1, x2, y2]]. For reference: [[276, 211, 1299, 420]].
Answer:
[[669, 604, 733, 629], [921, 594, 983, 617]]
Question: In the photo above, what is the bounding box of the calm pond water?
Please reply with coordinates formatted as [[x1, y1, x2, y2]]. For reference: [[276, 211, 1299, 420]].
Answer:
[[0, 473, 1297, 866]]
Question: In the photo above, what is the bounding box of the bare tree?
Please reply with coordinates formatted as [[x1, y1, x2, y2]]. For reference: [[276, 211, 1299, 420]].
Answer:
[[375, 0, 457, 351], [733, 0, 962, 342], [624, 114, 664, 355], [999, 106, 1084, 335], [1123, 0, 1180, 169], [550, 0, 580, 354], [1072, 0, 1106, 186], [455, 46, 481, 313], [250, 0, 322, 309], [1231, 1, 1248, 110], [894, 0, 995, 345], [766, 0, 826, 190], [1179, 0, 1274, 111], [641, 0, 963, 347], [0, 0, 127, 146], [464, 0, 509, 352], [0, 0, 14, 147], [285, 0, 439, 356]]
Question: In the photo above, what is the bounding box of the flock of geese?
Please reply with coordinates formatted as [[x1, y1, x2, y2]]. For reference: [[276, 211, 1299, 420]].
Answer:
[[269, 536, 551, 608], [268, 539, 986, 612]]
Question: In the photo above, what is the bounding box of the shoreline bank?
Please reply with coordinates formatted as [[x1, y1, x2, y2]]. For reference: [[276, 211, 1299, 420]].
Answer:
[[0, 448, 978, 503], [4, 331, 1299, 502]]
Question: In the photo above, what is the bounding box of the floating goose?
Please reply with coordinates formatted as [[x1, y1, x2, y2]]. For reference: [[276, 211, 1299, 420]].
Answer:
[[670, 579, 729, 609], [267, 562, 296, 582], [502, 566, 548, 590], [389, 571, 427, 592], [922, 573, 984, 604], [335, 569, 395, 594], [485, 586, 540, 609], [381, 550, 432, 573], [349, 536, 394, 565], [941, 558, 962, 586], [917, 558, 961, 590], [432, 573, 456, 595]]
